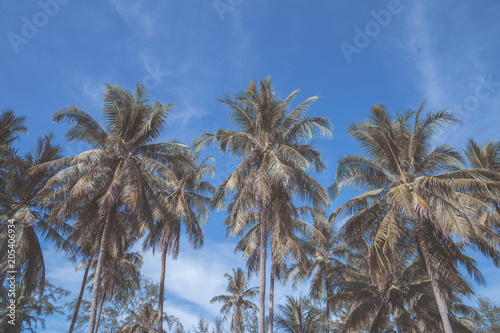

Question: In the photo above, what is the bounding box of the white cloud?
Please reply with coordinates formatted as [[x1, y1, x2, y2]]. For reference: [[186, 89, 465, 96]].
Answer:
[[138, 236, 309, 328], [225, 10, 259, 80], [402, 0, 500, 146], [169, 93, 209, 127], [59, 70, 108, 114], [44, 248, 86, 297], [165, 301, 210, 330], [108, 0, 161, 37], [139, 238, 249, 328], [82, 79, 106, 108]]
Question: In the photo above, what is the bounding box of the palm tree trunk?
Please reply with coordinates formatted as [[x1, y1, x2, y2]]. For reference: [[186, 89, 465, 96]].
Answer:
[[259, 206, 267, 333], [88, 215, 112, 333], [325, 276, 331, 333], [69, 252, 94, 333], [268, 257, 275, 333], [235, 305, 241, 333], [415, 219, 454, 333], [94, 292, 107, 333], [159, 237, 168, 333]]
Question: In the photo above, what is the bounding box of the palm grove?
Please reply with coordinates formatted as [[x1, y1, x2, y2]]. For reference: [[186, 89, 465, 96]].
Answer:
[[1, 78, 500, 333]]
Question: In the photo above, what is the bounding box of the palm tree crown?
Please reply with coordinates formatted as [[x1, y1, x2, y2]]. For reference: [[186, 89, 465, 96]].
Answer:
[[274, 295, 323, 333], [0, 109, 27, 153], [0, 134, 70, 297], [35, 83, 183, 333], [196, 77, 332, 333], [211, 267, 259, 333], [144, 148, 215, 333], [330, 102, 500, 333]]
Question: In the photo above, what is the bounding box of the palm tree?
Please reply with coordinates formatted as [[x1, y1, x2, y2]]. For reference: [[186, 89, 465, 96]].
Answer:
[[90, 240, 143, 332], [330, 239, 478, 332], [144, 149, 215, 333], [34, 83, 184, 333], [196, 77, 332, 333], [211, 267, 259, 333], [234, 186, 319, 333], [68, 207, 133, 333], [114, 275, 183, 333], [463, 139, 500, 217], [0, 109, 27, 154], [274, 295, 323, 333], [287, 218, 348, 333], [68, 249, 94, 333], [120, 302, 176, 333], [330, 103, 500, 333], [0, 134, 71, 297], [463, 139, 500, 172]]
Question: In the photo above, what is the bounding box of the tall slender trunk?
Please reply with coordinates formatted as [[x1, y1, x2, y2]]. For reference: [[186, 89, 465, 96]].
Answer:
[[94, 292, 107, 333], [69, 252, 94, 333], [325, 276, 331, 333], [268, 257, 275, 333], [259, 206, 267, 333], [415, 219, 454, 333], [88, 215, 112, 333], [235, 305, 241, 333], [158, 236, 168, 333]]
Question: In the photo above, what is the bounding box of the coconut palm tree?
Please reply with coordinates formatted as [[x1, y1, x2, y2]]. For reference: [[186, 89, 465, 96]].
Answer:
[[144, 149, 215, 333], [463, 139, 500, 172], [0, 134, 72, 297], [120, 302, 180, 333], [0, 109, 27, 154], [34, 83, 184, 333], [463, 139, 500, 217], [68, 207, 134, 333], [90, 240, 142, 332], [120, 302, 161, 333], [287, 218, 349, 333], [234, 185, 321, 333], [211, 267, 259, 333], [330, 103, 500, 333], [196, 77, 332, 333], [331, 239, 479, 332], [275, 295, 323, 333], [68, 249, 94, 333]]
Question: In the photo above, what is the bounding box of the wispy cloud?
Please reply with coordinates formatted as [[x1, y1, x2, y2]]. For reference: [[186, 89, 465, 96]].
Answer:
[[139, 236, 307, 328], [404, 2, 447, 108], [225, 11, 259, 79], [140, 239, 245, 319], [60, 69, 108, 114], [108, 0, 162, 37], [402, 0, 500, 146], [44, 248, 84, 296]]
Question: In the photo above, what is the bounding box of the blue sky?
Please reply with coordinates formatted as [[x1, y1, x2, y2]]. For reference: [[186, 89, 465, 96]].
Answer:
[[2, 0, 500, 331]]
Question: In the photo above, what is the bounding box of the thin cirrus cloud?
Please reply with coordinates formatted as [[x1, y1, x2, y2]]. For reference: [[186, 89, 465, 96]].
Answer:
[[107, 0, 161, 38], [401, 0, 500, 146]]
